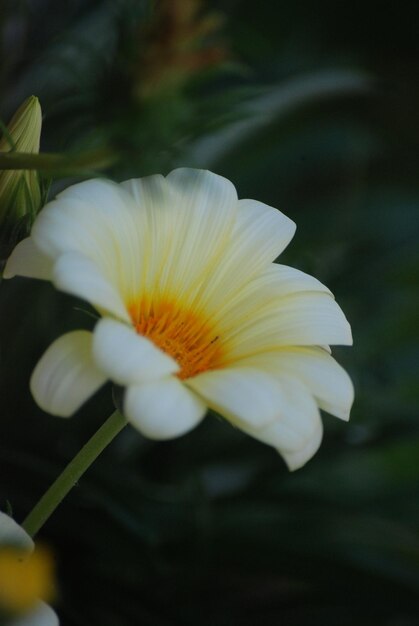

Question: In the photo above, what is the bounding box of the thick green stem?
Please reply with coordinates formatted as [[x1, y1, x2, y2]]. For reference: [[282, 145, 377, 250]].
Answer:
[[22, 410, 127, 538]]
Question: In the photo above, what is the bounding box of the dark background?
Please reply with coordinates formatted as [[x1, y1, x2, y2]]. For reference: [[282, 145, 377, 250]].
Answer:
[[1, 1, 419, 624]]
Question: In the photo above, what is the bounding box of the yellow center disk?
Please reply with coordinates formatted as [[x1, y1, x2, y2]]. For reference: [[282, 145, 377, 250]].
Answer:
[[128, 299, 223, 379]]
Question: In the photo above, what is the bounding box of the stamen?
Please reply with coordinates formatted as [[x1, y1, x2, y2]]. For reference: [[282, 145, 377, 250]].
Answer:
[[128, 299, 223, 379]]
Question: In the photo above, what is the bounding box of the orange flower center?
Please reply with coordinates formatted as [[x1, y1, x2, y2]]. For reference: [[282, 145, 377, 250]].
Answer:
[[128, 299, 223, 379]]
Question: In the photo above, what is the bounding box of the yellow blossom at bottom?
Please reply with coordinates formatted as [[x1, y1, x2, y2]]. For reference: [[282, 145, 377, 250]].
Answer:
[[0, 546, 55, 614], [0, 512, 58, 626]]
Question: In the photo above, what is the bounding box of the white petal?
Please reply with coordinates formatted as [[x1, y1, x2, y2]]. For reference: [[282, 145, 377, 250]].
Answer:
[[92, 318, 179, 385], [280, 424, 323, 471], [12, 602, 59, 626], [32, 180, 136, 260], [237, 347, 354, 420], [53, 252, 130, 322], [3, 237, 52, 280], [234, 198, 296, 263], [121, 173, 168, 209], [157, 169, 238, 302], [125, 377, 206, 440], [224, 291, 352, 358], [196, 199, 296, 312], [188, 367, 323, 470], [166, 168, 237, 211], [30, 331, 107, 417], [212, 263, 332, 326], [57, 177, 132, 208], [31, 180, 146, 303], [121, 175, 180, 296], [58, 177, 156, 303], [186, 367, 286, 428], [0, 512, 33, 551], [261, 263, 332, 295], [241, 377, 323, 471]]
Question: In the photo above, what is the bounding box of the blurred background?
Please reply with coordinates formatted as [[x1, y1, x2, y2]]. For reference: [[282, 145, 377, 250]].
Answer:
[[1, 1, 419, 624]]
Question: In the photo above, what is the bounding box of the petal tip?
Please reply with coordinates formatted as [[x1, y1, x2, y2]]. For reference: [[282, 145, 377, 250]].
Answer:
[[281, 422, 324, 471]]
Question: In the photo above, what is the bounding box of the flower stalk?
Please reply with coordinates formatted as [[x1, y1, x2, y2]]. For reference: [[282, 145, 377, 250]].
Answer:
[[22, 410, 127, 538]]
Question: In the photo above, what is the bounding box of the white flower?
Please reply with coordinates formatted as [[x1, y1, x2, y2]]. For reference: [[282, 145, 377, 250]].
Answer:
[[4, 169, 353, 470], [0, 512, 58, 626]]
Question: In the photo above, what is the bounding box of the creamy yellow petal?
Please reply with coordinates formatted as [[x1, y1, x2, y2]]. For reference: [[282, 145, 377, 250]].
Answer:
[[238, 377, 323, 470], [30, 331, 107, 417], [53, 252, 130, 322], [210, 263, 332, 325], [122, 174, 168, 209], [92, 318, 179, 385], [158, 169, 238, 305], [187, 367, 286, 428], [3, 237, 53, 281], [195, 199, 296, 312], [280, 424, 323, 471], [125, 377, 206, 439], [32, 180, 137, 260], [221, 291, 352, 360], [32, 181, 146, 304], [235, 347, 354, 420], [121, 174, 175, 298], [188, 367, 323, 470]]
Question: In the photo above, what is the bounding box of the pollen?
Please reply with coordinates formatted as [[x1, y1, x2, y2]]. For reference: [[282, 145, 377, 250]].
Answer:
[[128, 299, 223, 379], [0, 546, 55, 614]]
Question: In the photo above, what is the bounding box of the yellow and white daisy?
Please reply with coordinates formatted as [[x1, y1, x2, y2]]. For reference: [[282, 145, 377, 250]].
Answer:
[[5, 168, 353, 469], [0, 512, 57, 626]]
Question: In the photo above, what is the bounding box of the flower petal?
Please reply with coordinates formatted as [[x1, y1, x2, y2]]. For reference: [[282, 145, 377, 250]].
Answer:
[[122, 174, 168, 208], [3, 237, 52, 280], [236, 347, 354, 420], [92, 318, 179, 385], [32, 179, 136, 260], [158, 168, 238, 303], [13, 602, 59, 626], [124, 377, 206, 440], [196, 199, 296, 312], [223, 291, 352, 359], [241, 377, 323, 471], [31, 179, 147, 303], [280, 428, 323, 471], [186, 367, 286, 428], [0, 512, 33, 551], [234, 198, 296, 265], [188, 367, 323, 470], [166, 168, 237, 216], [121, 174, 181, 296], [53, 252, 130, 322], [211, 262, 332, 326], [30, 331, 107, 417]]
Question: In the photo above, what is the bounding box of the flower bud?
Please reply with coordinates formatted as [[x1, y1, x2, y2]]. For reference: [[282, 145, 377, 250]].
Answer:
[[0, 96, 43, 260]]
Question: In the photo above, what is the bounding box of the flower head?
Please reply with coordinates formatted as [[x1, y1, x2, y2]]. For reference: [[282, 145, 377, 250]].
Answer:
[[0, 512, 57, 626], [5, 169, 353, 469]]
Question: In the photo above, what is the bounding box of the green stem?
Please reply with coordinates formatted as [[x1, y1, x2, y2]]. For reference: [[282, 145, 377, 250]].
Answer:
[[22, 410, 127, 538]]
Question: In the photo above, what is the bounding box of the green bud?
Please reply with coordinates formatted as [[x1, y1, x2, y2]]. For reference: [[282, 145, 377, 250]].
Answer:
[[0, 96, 43, 260]]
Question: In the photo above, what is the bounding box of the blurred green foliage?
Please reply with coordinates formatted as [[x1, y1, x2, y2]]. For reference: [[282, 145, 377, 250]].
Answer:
[[1, 1, 419, 624]]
